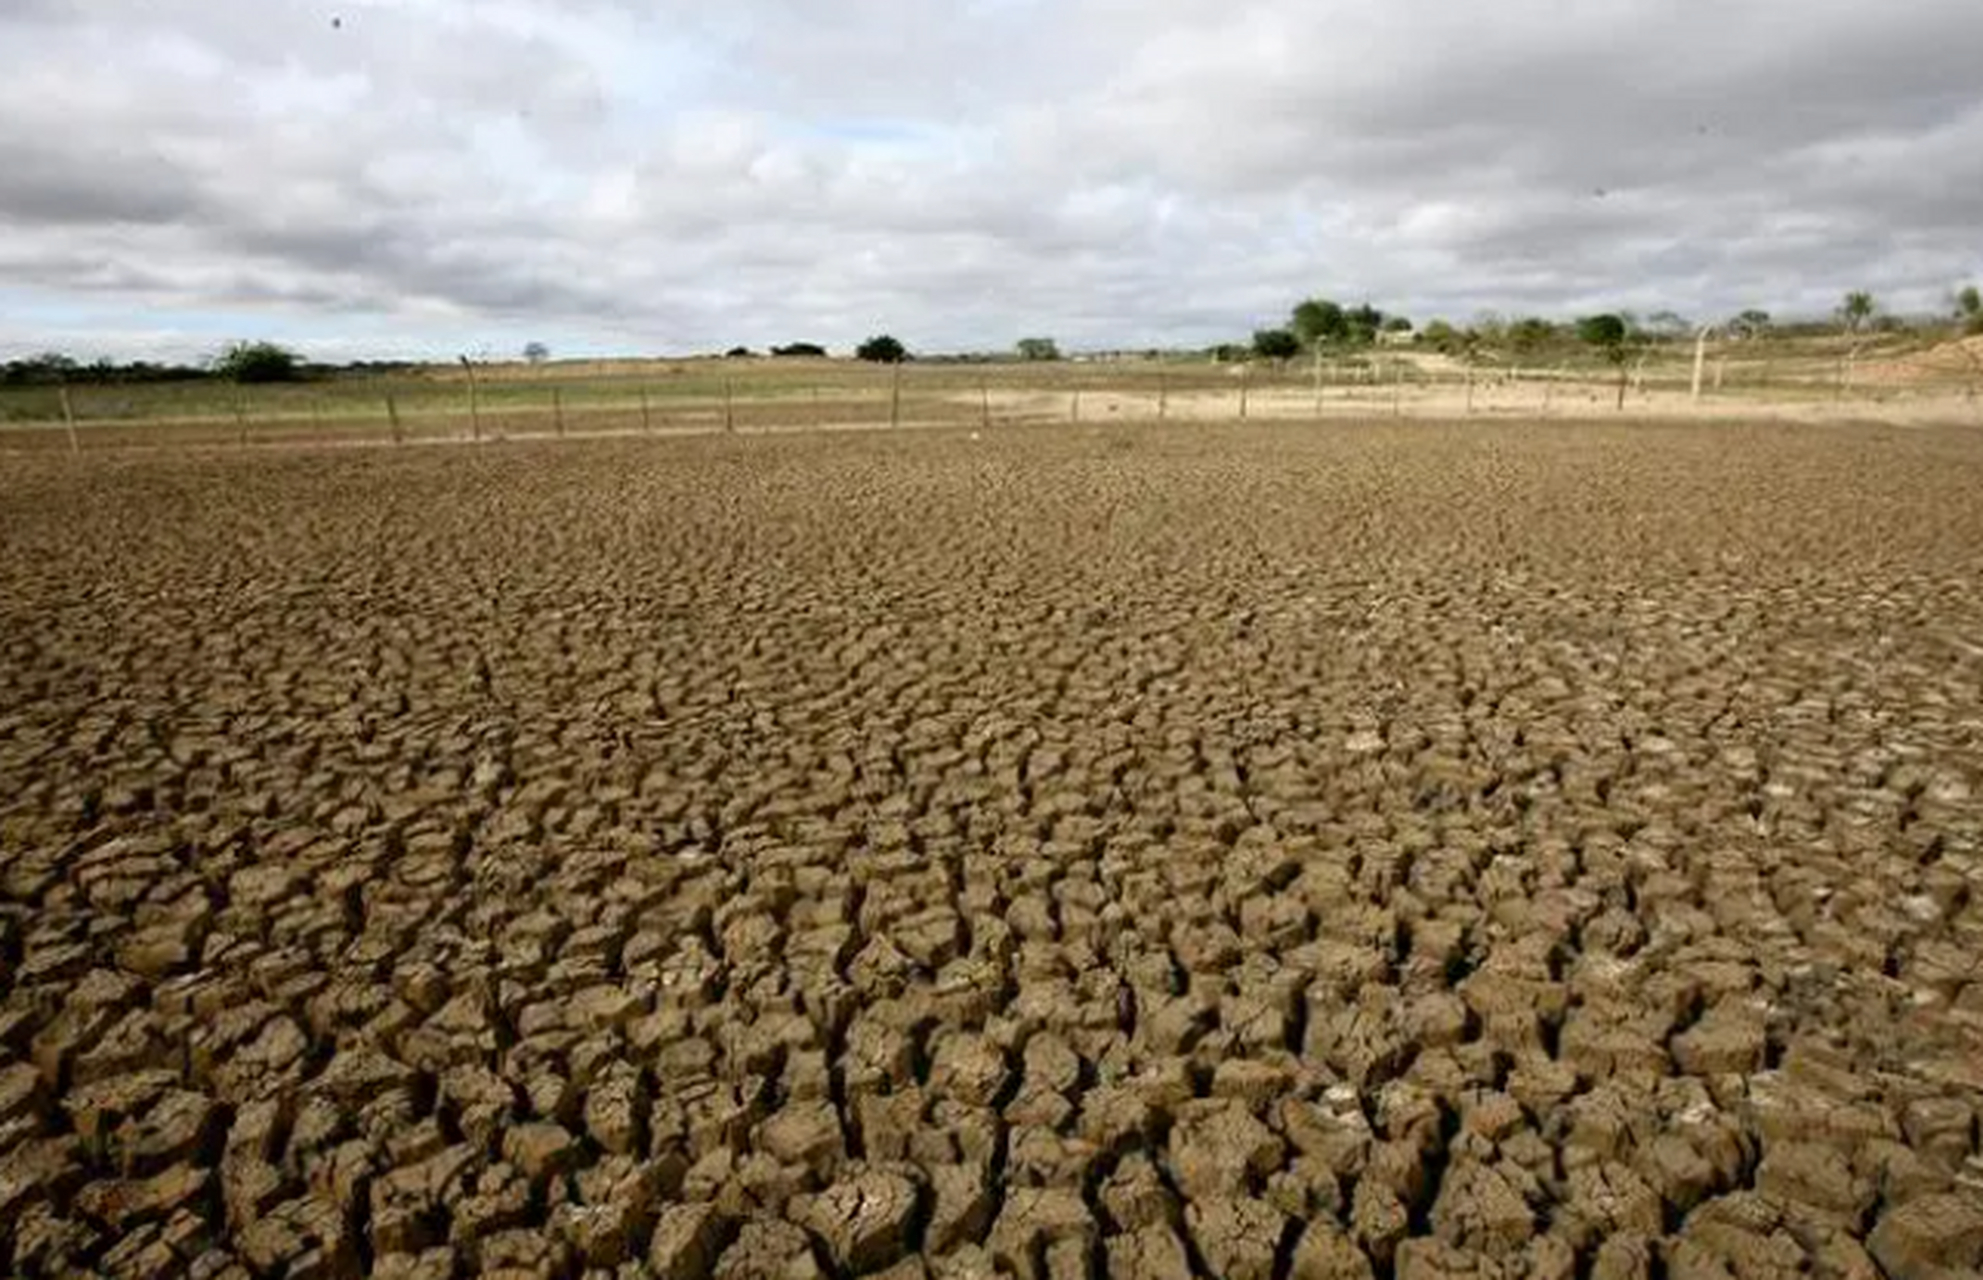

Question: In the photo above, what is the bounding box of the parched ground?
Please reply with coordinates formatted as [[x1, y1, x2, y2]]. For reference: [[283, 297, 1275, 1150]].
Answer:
[[2, 420, 1982, 1280]]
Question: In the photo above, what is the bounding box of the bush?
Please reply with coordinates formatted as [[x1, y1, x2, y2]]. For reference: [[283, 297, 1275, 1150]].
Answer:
[[1507, 317, 1556, 356], [215, 341, 302, 383], [1957, 287, 1982, 336], [1420, 320, 1461, 354], [1575, 315, 1629, 363], [856, 335, 908, 363], [1252, 329, 1301, 361], [772, 342, 827, 357], [1015, 337, 1060, 361]]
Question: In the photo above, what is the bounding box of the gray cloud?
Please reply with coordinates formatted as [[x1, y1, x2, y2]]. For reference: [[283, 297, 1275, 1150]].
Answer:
[[3, 0, 1980, 360]]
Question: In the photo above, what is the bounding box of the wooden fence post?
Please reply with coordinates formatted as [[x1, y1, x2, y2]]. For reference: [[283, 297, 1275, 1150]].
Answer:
[[58, 385, 80, 456], [639, 386, 653, 435], [1238, 366, 1249, 419], [1465, 368, 1475, 415], [386, 393, 404, 445], [889, 366, 901, 428], [980, 377, 991, 429], [725, 378, 736, 432], [553, 386, 566, 438], [1157, 371, 1168, 421], [459, 356, 482, 442]]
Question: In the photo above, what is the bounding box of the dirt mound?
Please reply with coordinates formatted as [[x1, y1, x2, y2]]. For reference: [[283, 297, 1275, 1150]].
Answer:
[[1855, 333, 1983, 387]]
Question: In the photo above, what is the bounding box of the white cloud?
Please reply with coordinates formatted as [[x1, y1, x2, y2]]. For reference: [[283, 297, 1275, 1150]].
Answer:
[[2, 0, 1980, 360]]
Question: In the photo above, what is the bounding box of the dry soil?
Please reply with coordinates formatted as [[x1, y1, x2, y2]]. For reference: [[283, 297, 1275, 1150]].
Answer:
[[2, 420, 1982, 1279]]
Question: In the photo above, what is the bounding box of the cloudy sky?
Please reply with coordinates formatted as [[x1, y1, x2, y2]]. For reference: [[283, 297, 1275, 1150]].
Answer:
[[3, 0, 1980, 362]]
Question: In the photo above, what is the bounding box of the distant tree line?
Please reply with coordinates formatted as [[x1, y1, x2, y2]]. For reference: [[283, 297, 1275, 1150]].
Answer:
[[0, 343, 442, 388], [1223, 283, 1983, 367], [3, 341, 311, 386], [13, 282, 1977, 390], [3, 352, 209, 387]]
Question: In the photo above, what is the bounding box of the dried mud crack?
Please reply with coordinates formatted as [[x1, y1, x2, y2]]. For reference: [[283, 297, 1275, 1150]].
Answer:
[[2, 421, 1982, 1279]]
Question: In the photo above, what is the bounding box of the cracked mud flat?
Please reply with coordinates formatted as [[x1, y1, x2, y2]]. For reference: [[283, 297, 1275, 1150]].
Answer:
[[3, 420, 1982, 1280]]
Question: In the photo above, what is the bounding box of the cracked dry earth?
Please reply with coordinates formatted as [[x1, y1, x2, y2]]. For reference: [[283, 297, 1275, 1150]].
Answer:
[[2, 420, 1982, 1280]]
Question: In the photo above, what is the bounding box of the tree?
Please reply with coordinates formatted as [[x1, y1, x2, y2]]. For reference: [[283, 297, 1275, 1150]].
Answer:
[[1252, 328, 1301, 361], [1576, 314, 1629, 360], [1382, 316, 1413, 334], [1837, 291, 1876, 335], [724, 346, 755, 358], [1344, 304, 1385, 346], [856, 335, 908, 363], [772, 342, 827, 357], [214, 341, 302, 383], [1420, 319, 1461, 354], [523, 341, 550, 365], [1955, 286, 1982, 335], [1291, 298, 1347, 347], [1728, 310, 1772, 340], [1507, 317, 1555, 358], [1015, 337, 1061, 362], [1576, 315, 1632, 410]]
